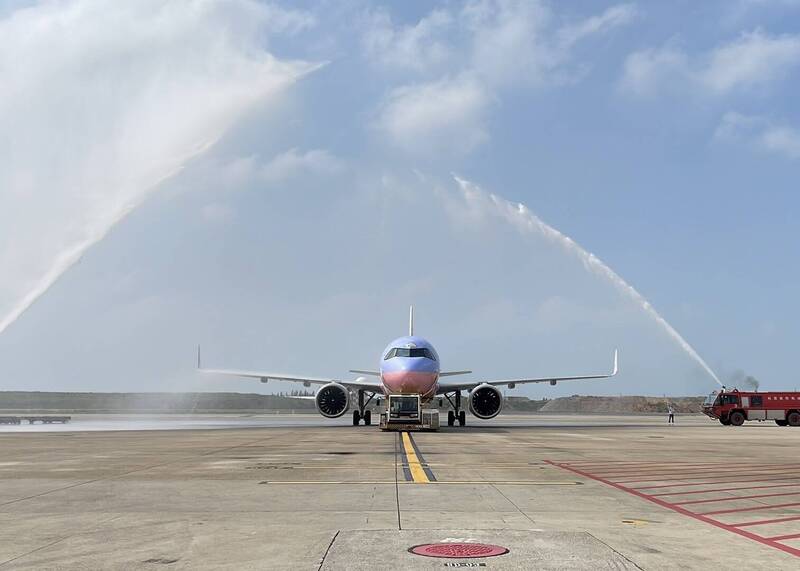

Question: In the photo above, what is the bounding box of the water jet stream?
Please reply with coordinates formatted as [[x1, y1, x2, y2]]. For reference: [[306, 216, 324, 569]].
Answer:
[[0, 0, 319, 338], [454, 176, 722, 387]]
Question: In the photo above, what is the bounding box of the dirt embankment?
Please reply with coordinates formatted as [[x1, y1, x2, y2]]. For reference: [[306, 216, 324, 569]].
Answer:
[[540, 395, 703, 414]]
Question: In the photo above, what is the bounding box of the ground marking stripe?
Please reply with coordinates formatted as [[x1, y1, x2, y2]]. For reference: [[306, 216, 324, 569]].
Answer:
[[650, 483, 800, 497], [401, 432, 430, 484], [545, 460, 800, 559], [767, 533, 800, 542], [613, 469, 800, 485], [397, 433, 413, 482], [731, 515, 800, 528], [675, 491, 800, 506], [560, 461, 739, 469], [406, 432, 437, 482], [698, 501, 800, 517], [632, 475, 800, 490], [597, 465, 800, 478], [588, 461, 796, 470]]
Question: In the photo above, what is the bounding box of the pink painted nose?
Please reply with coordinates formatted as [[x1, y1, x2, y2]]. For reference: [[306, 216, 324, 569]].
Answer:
[[382, 370, 437, 396]]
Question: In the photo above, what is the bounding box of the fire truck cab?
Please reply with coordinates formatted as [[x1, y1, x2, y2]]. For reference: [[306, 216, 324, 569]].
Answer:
[[702, 389, 800, 427]]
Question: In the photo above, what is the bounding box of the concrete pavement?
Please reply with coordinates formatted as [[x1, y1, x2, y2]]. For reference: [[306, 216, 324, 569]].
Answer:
[[1, 414, 799, 569]]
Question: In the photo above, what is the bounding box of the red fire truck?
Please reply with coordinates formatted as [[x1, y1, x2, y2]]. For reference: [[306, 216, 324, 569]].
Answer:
[[702, 389, 800, 426]]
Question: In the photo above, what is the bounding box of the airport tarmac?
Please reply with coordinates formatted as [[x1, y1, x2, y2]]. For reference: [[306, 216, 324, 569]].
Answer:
[[1, 414, 799, 569]]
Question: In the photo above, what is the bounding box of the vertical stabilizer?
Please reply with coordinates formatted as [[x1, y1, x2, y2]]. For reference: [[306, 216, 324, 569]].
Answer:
[[409, 305, 414, 337]]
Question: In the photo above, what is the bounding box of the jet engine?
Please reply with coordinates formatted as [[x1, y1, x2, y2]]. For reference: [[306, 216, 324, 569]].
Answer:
[[315, 383, 350, 418], [468, 384, 503, 419]]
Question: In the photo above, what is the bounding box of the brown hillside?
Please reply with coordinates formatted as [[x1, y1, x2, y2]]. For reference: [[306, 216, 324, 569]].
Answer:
[[540, 395, 703, 414]]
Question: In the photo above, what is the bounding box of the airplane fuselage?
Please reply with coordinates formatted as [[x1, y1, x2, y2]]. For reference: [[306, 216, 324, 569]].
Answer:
[[379, 336, 439, 399]]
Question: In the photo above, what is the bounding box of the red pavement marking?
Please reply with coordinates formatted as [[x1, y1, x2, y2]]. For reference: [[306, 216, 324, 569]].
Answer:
[[563, 462, 734, 471], [632, 475, 800, 490], [546, 460, 800, 559], [675, 491, 800, 506], [650, 483, 800, 497], [614, 469, 800, 485], [598, 464, 800, 478], [767, 533, 800, 542], [732, 516, 800, 528], [567, 461, 734, 470], [699, 501, 800, 517]]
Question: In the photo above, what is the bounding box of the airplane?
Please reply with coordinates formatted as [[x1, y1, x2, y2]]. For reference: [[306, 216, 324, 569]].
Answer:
[[198, 306, 618, 427]]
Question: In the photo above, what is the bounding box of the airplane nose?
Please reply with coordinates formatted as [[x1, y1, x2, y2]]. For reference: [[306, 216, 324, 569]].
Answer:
[[381, 357, 439, 395]]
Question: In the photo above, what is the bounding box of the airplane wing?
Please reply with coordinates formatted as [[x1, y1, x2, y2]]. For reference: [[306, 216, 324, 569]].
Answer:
[[439, 370, 472, 377], [197, 348, 384, 393], [199, 366, 385, 393], [437, 350, 618, 393]]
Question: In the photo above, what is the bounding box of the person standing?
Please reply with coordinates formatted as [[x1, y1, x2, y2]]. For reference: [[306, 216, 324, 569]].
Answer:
[[667, 404, 675, 424]]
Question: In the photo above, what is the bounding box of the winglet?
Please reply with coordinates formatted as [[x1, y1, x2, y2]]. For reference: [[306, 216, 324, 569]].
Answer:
[[409, 305, 414, 337], [197, 345, 201, 369], [611, 349, 619, 376]]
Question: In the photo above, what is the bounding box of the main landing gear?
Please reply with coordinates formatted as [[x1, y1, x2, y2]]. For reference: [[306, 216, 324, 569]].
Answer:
[[353, 390, 375, 426], [445, 391, 466, 427]]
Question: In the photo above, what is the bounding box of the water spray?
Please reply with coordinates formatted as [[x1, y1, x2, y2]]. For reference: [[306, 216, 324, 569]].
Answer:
[[453, 176, 723, 387], [0, 1, 320, 338]]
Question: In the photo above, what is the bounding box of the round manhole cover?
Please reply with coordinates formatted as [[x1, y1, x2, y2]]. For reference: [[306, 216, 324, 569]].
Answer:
[[409, 543, 509, 559]]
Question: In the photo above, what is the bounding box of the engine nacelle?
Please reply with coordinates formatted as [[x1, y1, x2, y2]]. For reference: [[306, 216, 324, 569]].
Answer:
[[315, 383, 350, 418], [468, 384, 503, 419]]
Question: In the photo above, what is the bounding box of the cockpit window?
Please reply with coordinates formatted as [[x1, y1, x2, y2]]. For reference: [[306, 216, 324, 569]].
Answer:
[[384, 347, 436, 361]]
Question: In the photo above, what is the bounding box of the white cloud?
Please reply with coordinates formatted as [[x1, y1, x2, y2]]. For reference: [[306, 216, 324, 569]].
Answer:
[[462, 0, 555, 88], [368, 2, 635, 153], [704, 30, 800, 91], [214, 149, 346, 187], [557, 3, 638, 48], [258, 2, 317, 35], [374, 74, 491, 155], [0, 0, 318, 335], [258, 148, 346, 184], [361, 8, 452, 72], [620, 44, 690, 96], [760, 126, 800, 158], [622, 30, 800, 96], [464, 0, 636, 88], [716, 112, 800, 159]]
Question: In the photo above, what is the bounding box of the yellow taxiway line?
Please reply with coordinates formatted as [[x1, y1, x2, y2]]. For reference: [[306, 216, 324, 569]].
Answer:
[[401, 431, 430, 483]]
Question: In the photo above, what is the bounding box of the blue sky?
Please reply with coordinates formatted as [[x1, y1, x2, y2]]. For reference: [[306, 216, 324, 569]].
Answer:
[[1, 0, 799, 397]]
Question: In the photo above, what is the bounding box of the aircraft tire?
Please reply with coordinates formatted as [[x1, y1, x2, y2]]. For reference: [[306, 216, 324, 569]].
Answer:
[[352, 410, 361, 426], [363, 410, 371, 426], [447, 410, 455, 426], [458, 410, 466, 427]]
